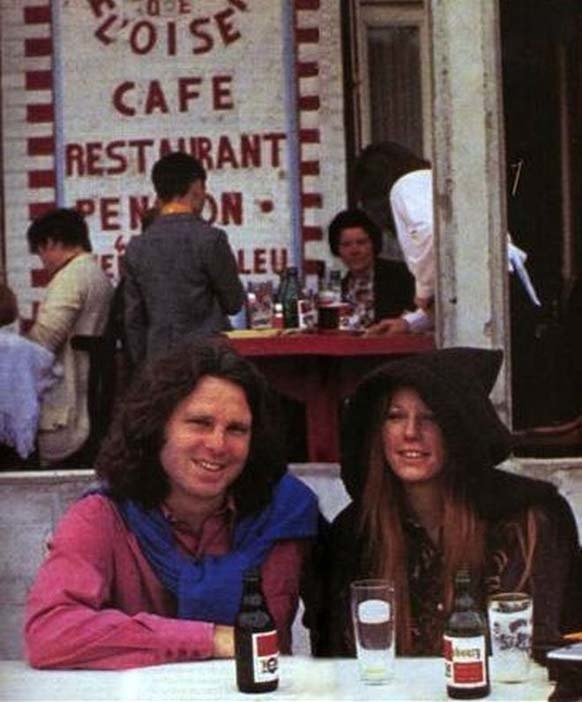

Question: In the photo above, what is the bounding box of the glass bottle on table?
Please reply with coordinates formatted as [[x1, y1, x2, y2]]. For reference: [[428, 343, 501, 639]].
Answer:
[[328, 269, 342, 303], [272, 302, 284, 329], [245, 281, 257, 330], [235, 568, 279, 694], [316, 260, 326, 295], [273, 260, 286, 304], [444, 570, 490, 699], [280, 266, 300, 328]]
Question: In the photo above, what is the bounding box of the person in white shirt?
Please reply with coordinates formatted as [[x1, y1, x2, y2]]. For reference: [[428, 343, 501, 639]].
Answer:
[[355, 142, 540, 334], [386, 168, 435, 333], [353, 142, 433, 334]]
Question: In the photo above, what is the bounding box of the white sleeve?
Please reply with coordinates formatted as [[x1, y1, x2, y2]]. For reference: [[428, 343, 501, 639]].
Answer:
[[402, 308, 435, 334], [389, 171, 435, 300]]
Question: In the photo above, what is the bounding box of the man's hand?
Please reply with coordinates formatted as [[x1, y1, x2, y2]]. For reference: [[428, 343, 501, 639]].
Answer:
[[365, 317, 411, 336], [213, 625, 235, 658]]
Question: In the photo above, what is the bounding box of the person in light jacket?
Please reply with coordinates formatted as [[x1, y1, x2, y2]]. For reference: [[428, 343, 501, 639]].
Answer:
[[26, 208, 113, 466]]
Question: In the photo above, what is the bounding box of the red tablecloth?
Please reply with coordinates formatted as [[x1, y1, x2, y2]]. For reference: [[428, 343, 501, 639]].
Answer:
[[228, 332, 435, 462]]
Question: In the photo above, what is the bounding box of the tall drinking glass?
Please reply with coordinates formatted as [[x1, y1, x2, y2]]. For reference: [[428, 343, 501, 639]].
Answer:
[[350, 579, 395, 684], [488, 592, 533, 683]]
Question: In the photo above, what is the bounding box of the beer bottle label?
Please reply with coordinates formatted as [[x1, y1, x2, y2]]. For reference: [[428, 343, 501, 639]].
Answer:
[[444, 635, 487, 688], [251, 630, 279, 684]]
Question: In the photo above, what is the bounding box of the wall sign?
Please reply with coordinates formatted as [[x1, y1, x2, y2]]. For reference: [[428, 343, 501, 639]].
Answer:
[[1, 0, 346, 319]]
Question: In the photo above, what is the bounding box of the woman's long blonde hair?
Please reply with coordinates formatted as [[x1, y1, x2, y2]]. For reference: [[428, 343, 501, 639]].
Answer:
[[358, 392, 537, 654]]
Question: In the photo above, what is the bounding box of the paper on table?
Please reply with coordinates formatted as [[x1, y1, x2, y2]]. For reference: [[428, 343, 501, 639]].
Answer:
[[224, 329, 282, 338], [547, 642, 582, 661]]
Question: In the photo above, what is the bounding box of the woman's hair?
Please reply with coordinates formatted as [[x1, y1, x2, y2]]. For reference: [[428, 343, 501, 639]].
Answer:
[[352, 142, 431, 235], [0, 282, 18, 326], [95, 338, 287, 514], [354, 142, 430, 203], [358, 390, 537, 654], [327, 208, 382, 257]]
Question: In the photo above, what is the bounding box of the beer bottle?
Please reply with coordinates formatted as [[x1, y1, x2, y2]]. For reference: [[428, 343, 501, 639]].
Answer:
[[328, 268, 342, 302], [280, 266, 300, 328], [444, 570, 490, 699], [235, 567, 279, 694]]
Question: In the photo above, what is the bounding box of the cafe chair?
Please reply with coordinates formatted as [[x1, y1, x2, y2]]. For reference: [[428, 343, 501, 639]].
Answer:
[[70, 333, 117, 464]]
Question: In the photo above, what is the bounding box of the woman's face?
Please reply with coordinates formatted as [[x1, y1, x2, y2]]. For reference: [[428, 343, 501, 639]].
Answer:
[[160, 375, 252, 510], [382, 386, 446, 484], [337, 226, 375, 274]]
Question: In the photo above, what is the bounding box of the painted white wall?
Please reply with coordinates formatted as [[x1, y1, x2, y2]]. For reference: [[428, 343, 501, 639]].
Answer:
[[1, 464, 580, 660]]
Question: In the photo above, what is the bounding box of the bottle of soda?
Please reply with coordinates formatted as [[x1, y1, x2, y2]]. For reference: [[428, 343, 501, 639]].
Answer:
[[280, 266, 300, 328], [444, 570, 490, 699], [235, 568, 279, 694]]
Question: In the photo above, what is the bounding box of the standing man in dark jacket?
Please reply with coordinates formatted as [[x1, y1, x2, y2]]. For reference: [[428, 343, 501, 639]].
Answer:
[[124, 152, 245, 365]]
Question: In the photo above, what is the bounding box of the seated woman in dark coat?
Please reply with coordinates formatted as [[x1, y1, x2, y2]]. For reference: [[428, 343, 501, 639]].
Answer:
[[309, 347, 582, 660], [327, 208, 415, 330]]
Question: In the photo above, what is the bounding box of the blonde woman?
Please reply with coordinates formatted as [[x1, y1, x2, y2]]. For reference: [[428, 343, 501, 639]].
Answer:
[[310, 347, 582, 659]]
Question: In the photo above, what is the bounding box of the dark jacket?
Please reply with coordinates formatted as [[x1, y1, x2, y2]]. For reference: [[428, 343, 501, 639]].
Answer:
[[124, 213, 245, 364], [341, 257, 415, 321], [306, 348, 582, 659]]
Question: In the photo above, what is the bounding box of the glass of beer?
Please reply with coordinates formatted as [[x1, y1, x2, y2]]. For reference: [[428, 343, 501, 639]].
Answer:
[[488, 592, 533, 683], [350, 579, 395, 684]]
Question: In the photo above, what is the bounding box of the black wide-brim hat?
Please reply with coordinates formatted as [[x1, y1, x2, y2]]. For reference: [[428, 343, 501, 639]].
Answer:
[[340, 347, 513, 501]]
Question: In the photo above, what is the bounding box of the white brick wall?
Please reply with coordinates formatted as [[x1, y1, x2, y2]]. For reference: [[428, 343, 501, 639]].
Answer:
[[506, 457, 582, 540], [0, 465, 349, 660], [0, 470, 96, 659]]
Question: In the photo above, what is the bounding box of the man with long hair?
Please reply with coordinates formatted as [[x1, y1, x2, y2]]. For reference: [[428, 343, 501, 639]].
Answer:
[[25, 339, 319, 670]]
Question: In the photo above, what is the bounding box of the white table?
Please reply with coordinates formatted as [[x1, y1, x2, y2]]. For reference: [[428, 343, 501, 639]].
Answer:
[[0, 657, 553, 701]]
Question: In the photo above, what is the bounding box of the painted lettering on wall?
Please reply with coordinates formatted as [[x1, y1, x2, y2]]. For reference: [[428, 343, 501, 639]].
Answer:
[[51, 1, 294, 290], [95, 245, 287, 284], [65, 133, 287, 176], [87, 0, 248, 55], [75, 191, 245, 230]]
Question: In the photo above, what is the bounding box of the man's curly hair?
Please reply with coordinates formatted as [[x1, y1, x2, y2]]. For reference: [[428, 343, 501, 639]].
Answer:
[[95, 338, 287, 515]]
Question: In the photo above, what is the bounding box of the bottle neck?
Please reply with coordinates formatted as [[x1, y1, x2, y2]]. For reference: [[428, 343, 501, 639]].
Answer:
[[452, 573, 474, 609], [243, 580, 260, 593], [241, 578, 263, 600], [239, 578, 267, 614], [453, 587, 472, 610]]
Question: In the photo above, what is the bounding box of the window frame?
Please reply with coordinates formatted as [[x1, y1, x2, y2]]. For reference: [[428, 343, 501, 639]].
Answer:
[[356, 1, 432, 157]]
